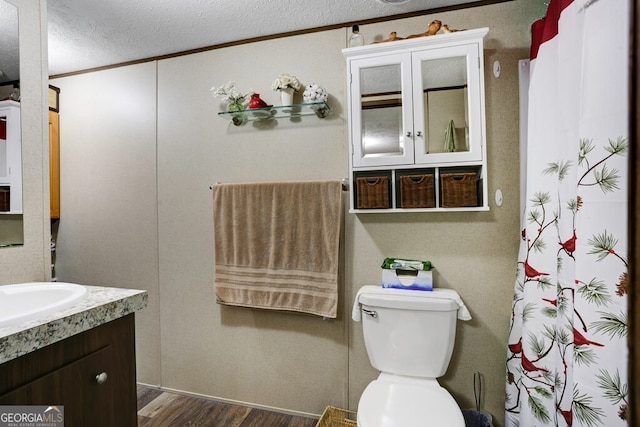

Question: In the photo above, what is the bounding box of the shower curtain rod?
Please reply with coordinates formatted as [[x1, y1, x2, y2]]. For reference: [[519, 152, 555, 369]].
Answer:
[[209, 179, 349, 191]]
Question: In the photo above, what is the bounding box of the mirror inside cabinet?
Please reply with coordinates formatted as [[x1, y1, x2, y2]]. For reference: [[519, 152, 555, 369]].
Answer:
[[421, 56, 469, 155], [0, 0, 23, 247], [360, 64, 404, 158], [357, 53, 472, 161]]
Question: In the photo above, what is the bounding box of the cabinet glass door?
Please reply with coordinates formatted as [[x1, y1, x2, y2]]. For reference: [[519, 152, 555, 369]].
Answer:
[[412, 44, 484, 163], [351, 54, 414, 167]]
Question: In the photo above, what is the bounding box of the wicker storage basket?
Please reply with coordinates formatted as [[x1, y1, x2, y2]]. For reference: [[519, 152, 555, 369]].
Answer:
[[440, 172, 478, 207], [0, 188, 9, 212], [316, 406, 357, 427], [399, 174, 435, 208], [356, 176, 390, 209]]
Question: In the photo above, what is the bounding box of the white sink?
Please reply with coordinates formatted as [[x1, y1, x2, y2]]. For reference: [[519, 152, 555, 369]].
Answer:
[[0, 282, 87, 327]]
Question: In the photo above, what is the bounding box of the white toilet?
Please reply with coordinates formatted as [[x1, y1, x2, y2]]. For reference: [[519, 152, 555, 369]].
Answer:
[[352, 285, 472, 427]]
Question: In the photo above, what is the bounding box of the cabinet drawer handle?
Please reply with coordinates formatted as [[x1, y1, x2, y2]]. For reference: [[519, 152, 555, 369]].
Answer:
[[95, 372, 108, 385]]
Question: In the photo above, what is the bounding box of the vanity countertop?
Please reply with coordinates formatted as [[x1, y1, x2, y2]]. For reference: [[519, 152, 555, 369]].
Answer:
[[0, 285, 147, 364]]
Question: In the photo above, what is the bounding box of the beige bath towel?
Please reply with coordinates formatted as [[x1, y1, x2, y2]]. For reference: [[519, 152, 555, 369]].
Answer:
[[213, 181, 343, 318]]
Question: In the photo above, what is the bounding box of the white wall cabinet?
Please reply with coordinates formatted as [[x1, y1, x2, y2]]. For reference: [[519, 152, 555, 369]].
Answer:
[[0, 100, 22, 214], [343, 28, 489, 213]]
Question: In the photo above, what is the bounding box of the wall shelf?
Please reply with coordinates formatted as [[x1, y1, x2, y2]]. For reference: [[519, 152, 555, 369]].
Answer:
[[218, 101, 330, 126]]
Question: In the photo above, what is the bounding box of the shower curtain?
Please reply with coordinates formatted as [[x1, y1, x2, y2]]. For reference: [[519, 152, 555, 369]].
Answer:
[[505, 0, 629, 426]]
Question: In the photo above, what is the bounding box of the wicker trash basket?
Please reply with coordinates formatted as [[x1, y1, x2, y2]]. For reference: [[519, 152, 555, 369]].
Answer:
[[316, 406, 357, 427]]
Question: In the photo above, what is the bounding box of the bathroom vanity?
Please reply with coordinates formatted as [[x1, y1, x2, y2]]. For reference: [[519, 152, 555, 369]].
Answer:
[[0, 285, 147, 427]]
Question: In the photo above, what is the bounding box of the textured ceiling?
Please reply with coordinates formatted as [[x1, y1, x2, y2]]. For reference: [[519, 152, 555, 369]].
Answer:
[[47, 0, 493, 76], [0, 1, 19, 82], [0, 0, 497, 82]]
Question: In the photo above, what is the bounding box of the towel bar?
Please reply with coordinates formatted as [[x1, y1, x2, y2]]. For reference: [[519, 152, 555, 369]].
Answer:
[[209, 180, 350, 191]]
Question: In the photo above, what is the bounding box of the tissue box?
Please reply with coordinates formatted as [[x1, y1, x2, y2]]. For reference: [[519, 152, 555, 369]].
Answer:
[[382, 268, 433, 291]]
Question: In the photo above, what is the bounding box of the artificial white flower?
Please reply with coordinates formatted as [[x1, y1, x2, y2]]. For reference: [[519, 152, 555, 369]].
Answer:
[[303, 83, 328, 103], [210, 82, 252, 105], [272, 74, 302, 92]]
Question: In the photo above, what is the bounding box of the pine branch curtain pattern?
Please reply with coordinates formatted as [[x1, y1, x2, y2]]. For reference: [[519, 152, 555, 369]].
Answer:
[[505, 0, 630, 426]]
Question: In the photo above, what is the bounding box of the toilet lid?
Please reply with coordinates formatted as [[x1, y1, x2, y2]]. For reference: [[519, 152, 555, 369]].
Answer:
[[357, 379, 465, 427]]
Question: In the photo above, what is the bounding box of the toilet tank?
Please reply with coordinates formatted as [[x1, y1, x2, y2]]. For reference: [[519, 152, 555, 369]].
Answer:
[[359, 286, 460, 378]]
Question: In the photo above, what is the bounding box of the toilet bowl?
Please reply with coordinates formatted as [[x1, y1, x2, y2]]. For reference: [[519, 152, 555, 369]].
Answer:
[[357, 374, 464, 427], [352, 285, 471, 427]]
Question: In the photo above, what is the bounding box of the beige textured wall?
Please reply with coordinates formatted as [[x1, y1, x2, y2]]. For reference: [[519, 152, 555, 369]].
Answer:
[[0, 0, 50, 284], [155, 29, 350, 412], [53, 1, 543, 425], [52, 62, 161, 384]]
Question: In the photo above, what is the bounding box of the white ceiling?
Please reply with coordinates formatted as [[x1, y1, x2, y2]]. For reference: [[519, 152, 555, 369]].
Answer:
[[0, 0, 499, 82], [47, 0, 495, 77], [0, 1, 19, 82]]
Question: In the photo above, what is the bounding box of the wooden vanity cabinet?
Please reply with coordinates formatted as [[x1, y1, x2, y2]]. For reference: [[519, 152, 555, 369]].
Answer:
[[0, 314, 137, 427]]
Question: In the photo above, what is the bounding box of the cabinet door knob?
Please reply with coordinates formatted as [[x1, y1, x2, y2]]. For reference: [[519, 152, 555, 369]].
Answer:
[[406, 131, 412, 137], [416, 131, 423, 137], [95, 372, 108, 385]]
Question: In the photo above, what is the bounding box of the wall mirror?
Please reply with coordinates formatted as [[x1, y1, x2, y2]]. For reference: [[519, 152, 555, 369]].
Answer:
[[0, 0, 23, 247]]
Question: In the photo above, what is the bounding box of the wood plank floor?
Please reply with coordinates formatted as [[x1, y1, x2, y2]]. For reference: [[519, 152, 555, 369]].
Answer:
[[137, 385, 319, 427]]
